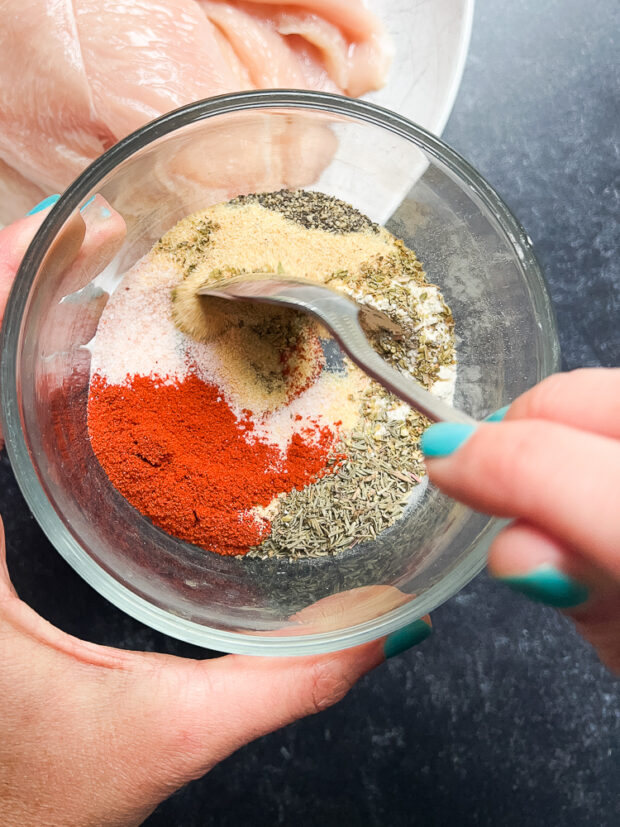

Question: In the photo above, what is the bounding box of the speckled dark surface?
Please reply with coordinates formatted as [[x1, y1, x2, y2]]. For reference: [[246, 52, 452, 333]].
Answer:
[[2, 0, 619, 825]]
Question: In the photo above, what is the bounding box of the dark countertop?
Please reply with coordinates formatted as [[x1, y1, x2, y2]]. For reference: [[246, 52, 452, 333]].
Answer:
[[2, 0, 619, 825]]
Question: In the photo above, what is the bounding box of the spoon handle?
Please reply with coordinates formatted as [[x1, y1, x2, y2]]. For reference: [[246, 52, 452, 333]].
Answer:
[[327, 308, 477, 426], [199, 277, 477, 425]]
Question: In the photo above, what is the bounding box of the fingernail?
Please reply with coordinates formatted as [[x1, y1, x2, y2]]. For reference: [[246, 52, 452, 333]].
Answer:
[[485, 405, 510, 422], [384, 619, 432, 659], [80, 195, 96, 212], [26, 194, 60, 216], [496, 564, 589, 609], [420, 423, 476, 458]]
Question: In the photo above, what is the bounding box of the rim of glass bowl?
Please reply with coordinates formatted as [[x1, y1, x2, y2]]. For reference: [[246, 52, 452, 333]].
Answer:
[[0, 90, 560, 656]]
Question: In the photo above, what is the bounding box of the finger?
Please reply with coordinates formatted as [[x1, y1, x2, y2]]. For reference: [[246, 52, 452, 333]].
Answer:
[[0, 200, 61, 326], [291, 585, 413, 631], [503, 368, 620, 439], [0, 194, 125, 323], [0, 201, 67, 448], [1, 196, 126, 444], [23, 196, 126, 408], [488, 521, 620, 673], [41, 195, 126, 360], [422, 420, 620, 577], [157, 620, 430, 781], [62, 194, 126, 295], [192, 644, 384, 769]]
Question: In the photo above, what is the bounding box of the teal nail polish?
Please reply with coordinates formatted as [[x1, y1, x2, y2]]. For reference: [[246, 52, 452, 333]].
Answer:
[[420, 423, 476, 458], [497, 564, 589, 608], [80, 195, 96, 212], [26, 194, 60, 215], [384, 619, 432, 658], [485, 405, 510, 422]]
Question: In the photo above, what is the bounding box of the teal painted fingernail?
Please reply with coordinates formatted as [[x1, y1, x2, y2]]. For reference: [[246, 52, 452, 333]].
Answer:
[[496, 564, 589, 608], [80, 195, 96, 212], [384, 619, 432, 658], [26, 194, 60, 215], [420, 423, 476, 457], [485, 405, 510, 422]]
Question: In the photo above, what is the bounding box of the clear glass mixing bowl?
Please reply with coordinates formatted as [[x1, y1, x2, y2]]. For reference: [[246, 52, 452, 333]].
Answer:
[[0, 91, 560, 655]]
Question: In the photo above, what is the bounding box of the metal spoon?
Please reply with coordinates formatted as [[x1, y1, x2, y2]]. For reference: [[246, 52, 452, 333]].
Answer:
[[198, 275, 476, 425]]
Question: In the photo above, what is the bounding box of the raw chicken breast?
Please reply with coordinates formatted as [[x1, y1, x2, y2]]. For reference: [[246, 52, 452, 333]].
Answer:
[[0, 0, 391, 223], [198, 1, 391, 95], [229, 0, 382, 39], [199, 2, 312, 90], [216, 0, 393, 94]]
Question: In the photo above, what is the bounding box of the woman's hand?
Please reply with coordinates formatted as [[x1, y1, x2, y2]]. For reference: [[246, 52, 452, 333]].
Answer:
[[0, 200, 432, 826], [421, 370, 620, 673], [0, 524, 383, 826]]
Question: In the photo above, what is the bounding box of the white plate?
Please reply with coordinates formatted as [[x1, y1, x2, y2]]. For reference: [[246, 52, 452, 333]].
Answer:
[[368, 0, 474, 135], [315, 0, 474, 221]]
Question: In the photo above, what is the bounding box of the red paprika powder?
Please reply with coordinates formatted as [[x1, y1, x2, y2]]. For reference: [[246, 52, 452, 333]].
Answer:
[[87, 373, 344, 556]]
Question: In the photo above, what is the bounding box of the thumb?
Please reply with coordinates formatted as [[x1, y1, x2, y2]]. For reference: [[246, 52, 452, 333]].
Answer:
[[153, 605, 431, 785], [0, 205, 57, 326], [0, 202, 63, 448], [157, 641, 386, 781]]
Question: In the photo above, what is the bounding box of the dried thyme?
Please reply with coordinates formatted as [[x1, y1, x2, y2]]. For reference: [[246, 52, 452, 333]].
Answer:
[[154, 218, 219, 279], [247, 398, 429, 560]]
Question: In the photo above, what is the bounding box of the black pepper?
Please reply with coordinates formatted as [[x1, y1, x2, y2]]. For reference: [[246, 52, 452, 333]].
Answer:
[[230, 189, 381, 235]]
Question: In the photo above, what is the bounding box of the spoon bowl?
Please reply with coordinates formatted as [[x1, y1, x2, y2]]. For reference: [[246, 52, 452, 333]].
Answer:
[[199, 275, 477, 426]]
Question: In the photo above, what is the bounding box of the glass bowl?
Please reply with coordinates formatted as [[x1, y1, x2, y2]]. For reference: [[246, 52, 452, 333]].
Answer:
[[0, 91, 560, 655]]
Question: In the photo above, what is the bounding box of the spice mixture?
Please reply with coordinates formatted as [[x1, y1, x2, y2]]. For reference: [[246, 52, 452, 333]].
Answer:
[[87, 190, 456, 558]]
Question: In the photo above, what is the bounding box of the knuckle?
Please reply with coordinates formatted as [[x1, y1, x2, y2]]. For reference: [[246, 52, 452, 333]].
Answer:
[[306, 658, 354, 715]]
